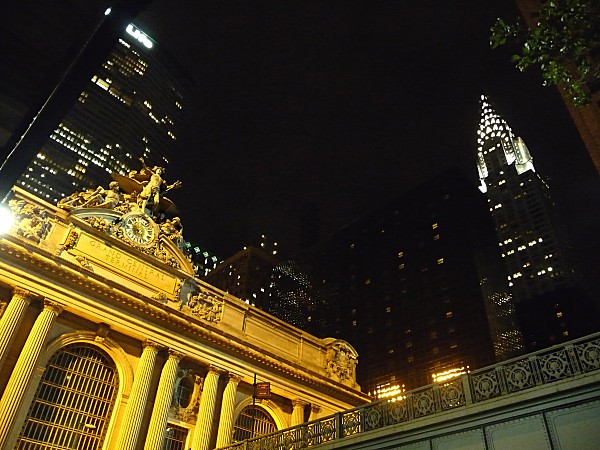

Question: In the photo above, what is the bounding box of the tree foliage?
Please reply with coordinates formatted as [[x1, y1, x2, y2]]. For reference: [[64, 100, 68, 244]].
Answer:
[[490, 0, 600, 106]]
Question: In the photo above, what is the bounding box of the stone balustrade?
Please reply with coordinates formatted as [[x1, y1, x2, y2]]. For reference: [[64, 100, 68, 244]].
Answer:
[[218, 331, 600, 450]]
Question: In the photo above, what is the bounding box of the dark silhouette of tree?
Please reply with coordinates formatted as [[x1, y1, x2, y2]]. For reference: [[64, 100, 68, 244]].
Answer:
[[491, 0, 600, 106]]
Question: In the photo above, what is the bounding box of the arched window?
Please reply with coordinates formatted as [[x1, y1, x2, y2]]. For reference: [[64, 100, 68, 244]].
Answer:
[[233, 405, 277, 442], [16, 344, 119, 450]]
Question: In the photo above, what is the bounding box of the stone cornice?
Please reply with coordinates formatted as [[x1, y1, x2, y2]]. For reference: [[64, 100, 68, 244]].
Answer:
[[0, 237, 370, 405]]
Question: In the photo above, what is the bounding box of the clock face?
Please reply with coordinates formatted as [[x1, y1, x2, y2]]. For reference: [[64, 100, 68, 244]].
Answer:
[[121, 213, 157, 246]]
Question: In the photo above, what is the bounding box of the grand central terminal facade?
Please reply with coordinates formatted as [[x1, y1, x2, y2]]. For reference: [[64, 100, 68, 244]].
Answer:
[[0, 171, 369, 450]]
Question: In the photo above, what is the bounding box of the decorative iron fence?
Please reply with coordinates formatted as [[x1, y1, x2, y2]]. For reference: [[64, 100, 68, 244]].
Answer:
[[220, 332, 600, 450]]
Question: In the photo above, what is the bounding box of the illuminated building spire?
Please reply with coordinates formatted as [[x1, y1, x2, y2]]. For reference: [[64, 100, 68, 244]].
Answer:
[[472, 95, 593, 351], [476, 95, 534, 193]]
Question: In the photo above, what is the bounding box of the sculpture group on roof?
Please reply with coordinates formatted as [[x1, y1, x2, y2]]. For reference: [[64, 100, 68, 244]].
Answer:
[[56, 159, 187, 257], [58, 158, 181, 218]]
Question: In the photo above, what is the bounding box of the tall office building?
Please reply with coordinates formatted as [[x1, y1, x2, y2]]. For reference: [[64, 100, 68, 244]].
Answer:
[[203, 246, 328, 333], [203, 246, 280, 307], [293, 170, 522, 394], [476, 95, 596, 349], [16, 22, 189, 204]]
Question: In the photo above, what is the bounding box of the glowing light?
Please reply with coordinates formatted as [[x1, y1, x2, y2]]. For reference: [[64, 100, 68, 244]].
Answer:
[[126, 24, 153, 49], [432, 366, 469, 383], [104, 7, 112, 15], [372, 383, 406, 402], [0, 204, 14, 234]]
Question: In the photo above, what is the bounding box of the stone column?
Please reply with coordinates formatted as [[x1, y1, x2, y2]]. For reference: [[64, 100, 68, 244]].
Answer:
[[0, 300, 62, 449], [215, 373, 243, 449], [0, 288, 32, 370], [143, 349, 185, 450], [191, 366, 221, 450], [291, 399, 308, 427], [114, 341, 160, 450]]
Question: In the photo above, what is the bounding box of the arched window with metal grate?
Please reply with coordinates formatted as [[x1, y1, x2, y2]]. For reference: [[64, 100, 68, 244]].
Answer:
[[233, 405, 277, 442], [16, 343, 119, 450]]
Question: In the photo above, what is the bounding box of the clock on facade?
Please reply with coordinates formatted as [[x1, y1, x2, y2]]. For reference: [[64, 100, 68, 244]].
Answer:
[[120, 212, 158, 247]]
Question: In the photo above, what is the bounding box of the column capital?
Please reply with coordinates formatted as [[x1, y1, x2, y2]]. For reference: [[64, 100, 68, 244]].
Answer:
[[11, 287, 31, 302], [42, 299, 63, 316], [142, 340, 163, 351], [292, 398, 309, 408], [168, 349, 186, 361], [226, 372, 243, 384], [207, 365, 224, 376]]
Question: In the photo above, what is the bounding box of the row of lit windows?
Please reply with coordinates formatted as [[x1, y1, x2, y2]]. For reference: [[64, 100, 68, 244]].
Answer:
[[500, 236, 543, 250], [51, 135, 106, 168]]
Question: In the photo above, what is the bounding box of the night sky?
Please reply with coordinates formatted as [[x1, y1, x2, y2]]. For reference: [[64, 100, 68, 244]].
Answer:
[[133, 0, 598, 260], [4, 1, 597, 260]]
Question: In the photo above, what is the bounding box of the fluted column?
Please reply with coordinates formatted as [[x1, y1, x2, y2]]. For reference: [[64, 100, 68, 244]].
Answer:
[[215, 373, 243, 449], [0, 288, 32, 369], [291, 399, 308, 427], [191, 366, 221, 450], [0, 299, 62, 449], [114, 341, 160, 450], [143, 349, 185, 450]]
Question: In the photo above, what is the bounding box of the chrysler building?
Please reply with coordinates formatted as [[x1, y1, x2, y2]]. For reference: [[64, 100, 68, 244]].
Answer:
[[476, 95, 582, 349]]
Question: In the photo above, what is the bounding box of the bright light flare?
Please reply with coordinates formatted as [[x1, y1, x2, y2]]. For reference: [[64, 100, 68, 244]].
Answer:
[[0, 204, 14, 234]]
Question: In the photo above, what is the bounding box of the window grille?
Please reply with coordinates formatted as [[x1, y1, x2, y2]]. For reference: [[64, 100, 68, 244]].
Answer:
[[233, 406, 277, 442], [172, 376, 193, 408], [161, 424, 188, 450], [16, 344, 118, 450]]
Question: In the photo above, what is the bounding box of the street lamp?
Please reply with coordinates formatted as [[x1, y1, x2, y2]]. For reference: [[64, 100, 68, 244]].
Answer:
[[0, 204, 14, 234]]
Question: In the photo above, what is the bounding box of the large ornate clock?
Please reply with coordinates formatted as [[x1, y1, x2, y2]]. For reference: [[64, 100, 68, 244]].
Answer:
[[120, 212, 158, 247]]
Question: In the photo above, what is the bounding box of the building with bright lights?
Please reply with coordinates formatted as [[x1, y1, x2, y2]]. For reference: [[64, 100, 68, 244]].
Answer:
[[203, 246, 280, 308], [293, 170, 522, 395], [203, 247, 330, 334], [0, 182, 369, 450], [476, 95, 597, 350], [15, 22, 188, 204], [186, 241, 221, 277]]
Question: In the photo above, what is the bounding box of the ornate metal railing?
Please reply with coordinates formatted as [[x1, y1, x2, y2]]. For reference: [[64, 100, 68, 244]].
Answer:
[[220, 332, 600, 450]]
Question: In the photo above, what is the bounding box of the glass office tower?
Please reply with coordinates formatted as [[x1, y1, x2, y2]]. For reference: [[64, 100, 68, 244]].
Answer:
[[16, 23, 188, 204]]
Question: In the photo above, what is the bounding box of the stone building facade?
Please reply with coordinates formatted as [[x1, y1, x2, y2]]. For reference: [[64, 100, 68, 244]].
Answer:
[[0, 181, 369, 450]]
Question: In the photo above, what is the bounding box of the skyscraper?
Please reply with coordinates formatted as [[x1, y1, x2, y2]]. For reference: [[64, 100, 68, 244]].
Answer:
[[203, 246, 280, 307], [16, 22, 189, 204], [203, 246, 328, 333], [293, 170, 521, 394], [476, 95, 596, 349]]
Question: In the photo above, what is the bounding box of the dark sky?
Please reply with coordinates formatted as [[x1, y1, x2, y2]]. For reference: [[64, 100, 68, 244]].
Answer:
[[25, 0, 600, 260]]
